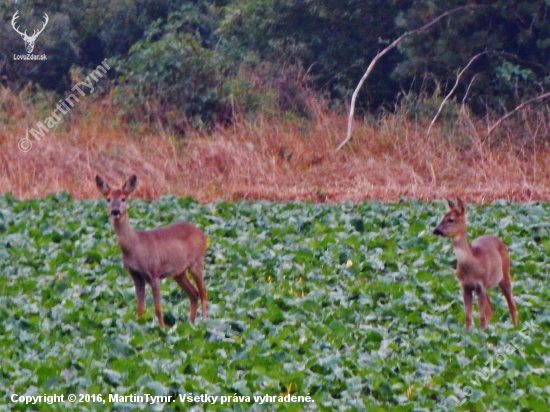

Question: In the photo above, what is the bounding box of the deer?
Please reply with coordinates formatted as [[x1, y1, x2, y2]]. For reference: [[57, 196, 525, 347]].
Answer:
[[433, 198, 518, 332], [11, 11, 49, 54], [95, 175, 207, 328]]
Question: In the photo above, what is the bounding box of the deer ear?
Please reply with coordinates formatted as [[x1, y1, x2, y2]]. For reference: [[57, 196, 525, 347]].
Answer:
[[123, 175, 138, 195], [445, 198, 456, 211], [95, 175, 110, 196], [456, 197, 465, 214]]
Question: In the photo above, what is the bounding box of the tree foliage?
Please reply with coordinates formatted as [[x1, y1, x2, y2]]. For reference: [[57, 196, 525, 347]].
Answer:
[[394, 0, 550, 113], [0, 0, 548, 129], [111, 3, 230, 130]]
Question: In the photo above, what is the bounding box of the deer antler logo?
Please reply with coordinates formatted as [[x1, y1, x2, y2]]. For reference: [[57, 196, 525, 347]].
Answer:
[[11, 11, 49, 54]]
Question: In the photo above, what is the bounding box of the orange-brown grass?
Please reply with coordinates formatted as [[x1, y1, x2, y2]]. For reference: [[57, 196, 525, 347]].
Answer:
[[1, 88, 550, 203]]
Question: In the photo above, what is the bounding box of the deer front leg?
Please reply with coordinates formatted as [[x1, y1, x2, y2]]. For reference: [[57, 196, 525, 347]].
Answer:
[[150, 278, 165, 328], [462, 285, 474, 332], [129, 270, 146, 319]]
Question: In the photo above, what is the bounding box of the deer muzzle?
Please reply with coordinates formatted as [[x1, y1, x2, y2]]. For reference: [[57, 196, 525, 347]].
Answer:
[[433, 227, 444, 236]]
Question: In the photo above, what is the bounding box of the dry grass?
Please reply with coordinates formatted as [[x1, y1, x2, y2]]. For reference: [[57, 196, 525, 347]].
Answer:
[[1, 87, 550, 203]]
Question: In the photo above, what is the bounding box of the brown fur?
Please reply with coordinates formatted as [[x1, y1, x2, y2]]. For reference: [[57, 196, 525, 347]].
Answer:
[[96, 174, 207, 327], [433, 198, 518, 331]]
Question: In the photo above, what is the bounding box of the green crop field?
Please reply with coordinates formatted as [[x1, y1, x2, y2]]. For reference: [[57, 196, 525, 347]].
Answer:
[[1, 194, 549, 411]]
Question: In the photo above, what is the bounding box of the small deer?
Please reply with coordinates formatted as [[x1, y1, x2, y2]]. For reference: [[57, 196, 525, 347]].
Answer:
[[433, 198, 518, 331], [11, 11, 49, 54], [95, 175, 207, 328]]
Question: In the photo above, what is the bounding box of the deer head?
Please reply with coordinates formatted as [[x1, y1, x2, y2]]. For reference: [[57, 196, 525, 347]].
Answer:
[[11, 11, 49, 54]]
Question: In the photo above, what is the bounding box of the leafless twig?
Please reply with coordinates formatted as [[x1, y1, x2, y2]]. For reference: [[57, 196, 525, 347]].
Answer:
[[336, 5, 486, 151], [485, 92, 550, 140], [426, 51, 489, 137]]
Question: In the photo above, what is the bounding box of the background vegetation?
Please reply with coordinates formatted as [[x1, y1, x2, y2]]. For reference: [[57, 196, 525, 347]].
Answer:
[[1, 0, 549, 203], [1, 0, 549, 130]]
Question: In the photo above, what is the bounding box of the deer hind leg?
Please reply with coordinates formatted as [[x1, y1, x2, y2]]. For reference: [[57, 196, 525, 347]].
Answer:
[[174, 271, 200, 323], [484, 292, 494, 326], [475, 284, 492, 329], [499, 247, 518, 326], [189, 263, 208, 320], [499, 275, 518, 327], [462, 285, 474, 332], [150, 278, 165, 328]]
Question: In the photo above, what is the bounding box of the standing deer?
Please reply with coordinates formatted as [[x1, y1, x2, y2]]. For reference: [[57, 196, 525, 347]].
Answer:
[[433, 198, 518, 331], [96, 175, 207, 328], [11, 11, 49, 54]]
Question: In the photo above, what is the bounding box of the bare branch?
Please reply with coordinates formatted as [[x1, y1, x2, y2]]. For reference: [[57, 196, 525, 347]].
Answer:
[[336, 4, 486, 151], [485, 92, 550, 140], [462, 72, 481, 107], [426, 51, 488, 137]]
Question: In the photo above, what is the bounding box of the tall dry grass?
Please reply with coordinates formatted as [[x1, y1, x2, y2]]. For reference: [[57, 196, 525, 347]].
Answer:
[[1, 86, 550, 203]]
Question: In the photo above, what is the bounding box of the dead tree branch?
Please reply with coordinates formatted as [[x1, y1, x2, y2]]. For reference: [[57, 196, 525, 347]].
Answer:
[[336, 4, 485, 152], [485, 92, 550, 140], [426, 51, 488, 137]]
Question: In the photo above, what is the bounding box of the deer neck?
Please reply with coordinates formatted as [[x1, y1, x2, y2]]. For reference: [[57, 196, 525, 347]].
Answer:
[[451, 231, 474, 264], [111, 214, 138, 254]]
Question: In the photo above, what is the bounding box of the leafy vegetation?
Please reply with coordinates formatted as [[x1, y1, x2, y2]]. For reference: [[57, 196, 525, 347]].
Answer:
[[1, 194, 549, 410], [1, 0, 548, 128]]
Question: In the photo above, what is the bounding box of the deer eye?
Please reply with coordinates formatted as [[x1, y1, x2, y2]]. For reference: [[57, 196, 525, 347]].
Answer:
[[107, 198, 111, 202], [122, 198, 126, 202], [447, 218, 455, 223]]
